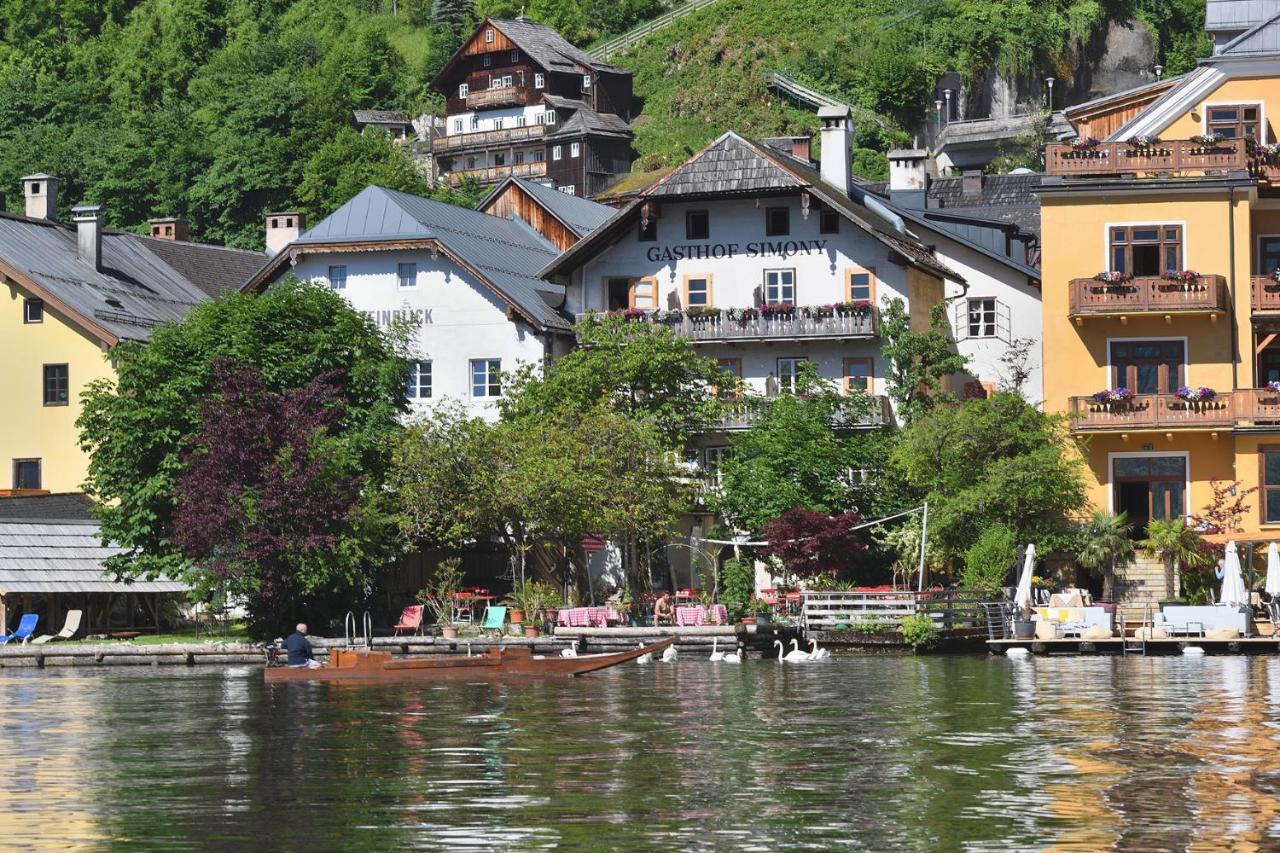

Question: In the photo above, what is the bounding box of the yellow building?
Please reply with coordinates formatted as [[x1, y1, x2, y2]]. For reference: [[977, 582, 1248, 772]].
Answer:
[[1042, 17, 1280, 598], [0, 175, 265, 495]]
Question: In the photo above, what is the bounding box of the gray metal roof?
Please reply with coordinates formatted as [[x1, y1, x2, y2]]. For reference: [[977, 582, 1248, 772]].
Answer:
[[1214, 9, 1280, 55], [292, 185, 570, 330], [491, 18, 624, 74], [354, 110, 411, 125], [486, 178, 614, 237], [1207, 0, 1280, 31], [0, 520, 189, 595]]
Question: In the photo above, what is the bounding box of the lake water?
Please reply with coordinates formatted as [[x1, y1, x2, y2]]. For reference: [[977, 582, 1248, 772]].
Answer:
[[1, 654, 1277, 849]]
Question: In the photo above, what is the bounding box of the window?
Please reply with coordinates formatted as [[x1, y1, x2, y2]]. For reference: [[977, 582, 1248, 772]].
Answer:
[[638, 216, 657, 241], [582, 74, 592, 89], [12, 459, 39, 490], [764, 269, 795, 304], [559, 185, 576, 196], [470, 115, 479, 130], [717, 358, 743, 380], [1110, 340, 1186, 395], [398, 263, 417, 289], [607, 277, 657, 310], [1110, 225, 1182, 277], [510, 50, 519, 62], [328, 265, 347, 291], [684, 275, 711, 307], [685, 209, 709, 240], [502, 75, 512, 87], [452, 119, 463, 133], [516, 115, 527, 127], [23, 298, 43, 323], [631, 277, 657, 309], [494, 151, 506, 166], [714, 358, 743, 400], [543, 111, 556, 125], [552, 145, 562, 161], [485, 28, 494, 42], [43, 364, 68, 406], [846, 268, 874, 303], [1264, 448, 1280, 523], [534, 73, 545, 89], [531, 149, 545, 162], [820, 209, 840, 234], [777, 357, 807, 393], [1260, 236, 1280, 276], [765, 206, 790, 236], [515, 150, 525, 164], [471, 359, 502, 398], [458, 83, 469, 98], [843, 358, 872, 394], [1208, 104, 1260, 140], [570, 142, 580, 158], [483, 53, 492, 67], [490, 76, 501, 89], [967, 297, 997, 338], [406, 361, 432, 400], [704, 446, 731, 478], [494, 118, 504, 130]]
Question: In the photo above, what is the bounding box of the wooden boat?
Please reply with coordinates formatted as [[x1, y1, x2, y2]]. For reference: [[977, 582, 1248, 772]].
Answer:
[[263, 636, 675, 683]]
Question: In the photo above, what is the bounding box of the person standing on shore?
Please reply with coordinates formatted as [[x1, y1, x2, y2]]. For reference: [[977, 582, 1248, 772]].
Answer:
[[284, 623, 323, 669]]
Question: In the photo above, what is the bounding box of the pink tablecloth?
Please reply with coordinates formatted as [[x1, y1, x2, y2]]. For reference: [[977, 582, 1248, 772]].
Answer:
[[556, 606, 620, 628], [675, 604, 729, 627]]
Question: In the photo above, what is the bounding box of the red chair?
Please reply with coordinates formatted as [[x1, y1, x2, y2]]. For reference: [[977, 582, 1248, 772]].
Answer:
[[393, 605, 424, 636], [451, 592, 475, 624]]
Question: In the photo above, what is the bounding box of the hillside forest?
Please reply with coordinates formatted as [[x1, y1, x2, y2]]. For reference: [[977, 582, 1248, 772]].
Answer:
[[0, 0, 1207, 248]]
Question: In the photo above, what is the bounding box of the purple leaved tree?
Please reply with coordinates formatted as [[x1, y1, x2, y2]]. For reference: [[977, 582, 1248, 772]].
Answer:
[[761, 507, 867, 582]]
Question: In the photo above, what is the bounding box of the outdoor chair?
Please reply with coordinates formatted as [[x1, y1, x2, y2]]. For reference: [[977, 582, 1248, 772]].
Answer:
[[393, 605, 424, 637], [1266, 600, 1280, 637], [452, 593, 474, 625], [31, 610, 82, 645], [479, 606, 507, 637], [0, 614, 38, 646]]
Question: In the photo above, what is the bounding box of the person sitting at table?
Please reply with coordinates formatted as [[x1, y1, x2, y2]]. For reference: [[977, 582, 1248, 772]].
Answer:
[[653, 592, 674, 626]]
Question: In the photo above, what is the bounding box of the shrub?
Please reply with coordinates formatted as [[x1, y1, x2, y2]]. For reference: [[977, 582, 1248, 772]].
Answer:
[[900, 613, 939, 651], [848, 619, 888, 636], [961, 524, 1018, 596], [721, 557, 755, 606]]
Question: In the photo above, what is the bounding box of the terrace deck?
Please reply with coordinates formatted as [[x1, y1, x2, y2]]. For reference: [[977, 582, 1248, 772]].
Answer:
[[989, 637, 1280, 655]]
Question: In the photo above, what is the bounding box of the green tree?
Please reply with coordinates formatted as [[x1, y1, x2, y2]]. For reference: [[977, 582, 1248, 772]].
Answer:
[[78, 279, 410, 585], [297, 128, 431, 223], [879, 297, 968, 424], [1139, 518, 1210, 601], [960, 524, 1018, 596], [1075, 511, 1134, 602]]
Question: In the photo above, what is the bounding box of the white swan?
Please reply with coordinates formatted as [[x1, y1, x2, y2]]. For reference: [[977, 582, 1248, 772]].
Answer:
[[723, 644, 742, 663], [784, 639, 811, 662], [807, 639, 830, 661], [661, 645, 678, 662], [774, 639, 785, 661], [559, 640, 579, 658], [708, 638, 725, 662], [636, 642, 653, 664]]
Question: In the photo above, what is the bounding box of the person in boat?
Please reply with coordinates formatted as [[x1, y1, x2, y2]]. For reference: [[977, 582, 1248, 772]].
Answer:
[[653, 592, 674, 626], [284, 623, 323, 669]]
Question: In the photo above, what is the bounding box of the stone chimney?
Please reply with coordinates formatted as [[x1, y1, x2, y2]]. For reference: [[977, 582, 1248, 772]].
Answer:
[[763, 136, 813, 163], [149, 217, 190, 241], [887, 149, 928, 209], [961, 169, 985, 199], [818, 105, 853, 195], [22, 173, 57, 221], [72, 204, 102, 270], [265, 211, 304, 256]]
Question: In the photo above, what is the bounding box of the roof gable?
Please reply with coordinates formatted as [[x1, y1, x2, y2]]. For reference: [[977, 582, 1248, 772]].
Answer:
[[431, 17, 624, 92], [1215, 9, 1280, 55], [647, 132, 805, 198], [479, 178, 615, 238]]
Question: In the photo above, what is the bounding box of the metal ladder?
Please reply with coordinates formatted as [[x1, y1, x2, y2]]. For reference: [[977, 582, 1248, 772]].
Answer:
[[345, 610, 372, 649], [1122, 604, 1150, 656]]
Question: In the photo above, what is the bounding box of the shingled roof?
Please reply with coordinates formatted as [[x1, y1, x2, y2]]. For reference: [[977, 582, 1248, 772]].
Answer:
[[0, 493, 94, 522], [490, 18, 623, 74], [244, 185, 570, 331], [0, 519, 189, 595], [353, 110, 411, 125]]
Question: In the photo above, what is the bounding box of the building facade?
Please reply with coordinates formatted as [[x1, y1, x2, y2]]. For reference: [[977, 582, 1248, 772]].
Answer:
[[1040, 12, 1280, 597], [430, 17, 634, 197]]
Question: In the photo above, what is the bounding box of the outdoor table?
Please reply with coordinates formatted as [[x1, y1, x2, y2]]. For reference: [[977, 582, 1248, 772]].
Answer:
[[556, 606, 620, 628], [674, 604, 729, 626]]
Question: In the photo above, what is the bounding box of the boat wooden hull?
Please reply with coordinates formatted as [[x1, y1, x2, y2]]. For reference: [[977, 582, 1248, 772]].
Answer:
[[264, 636, 676, 683]]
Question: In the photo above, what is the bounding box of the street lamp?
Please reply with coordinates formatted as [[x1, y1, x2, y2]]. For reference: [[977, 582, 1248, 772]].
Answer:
[[934, 99, 943, 133], [943, 88, 952, 123], [1045, 76, 1055, 109], [1154, 64, 1164, 80]]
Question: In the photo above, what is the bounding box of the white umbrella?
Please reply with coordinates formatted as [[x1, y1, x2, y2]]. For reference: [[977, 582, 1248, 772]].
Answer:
[[1014, 543, 1036, 614], [1219, 540, 1248, 608], [1266, 542, 1280, 598]]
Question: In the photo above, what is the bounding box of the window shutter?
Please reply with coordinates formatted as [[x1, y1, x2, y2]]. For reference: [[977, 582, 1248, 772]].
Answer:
[[953, 300, 969, 341]]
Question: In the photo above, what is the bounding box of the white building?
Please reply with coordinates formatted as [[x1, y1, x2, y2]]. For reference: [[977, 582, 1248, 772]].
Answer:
[[244, 184, 611, 419]]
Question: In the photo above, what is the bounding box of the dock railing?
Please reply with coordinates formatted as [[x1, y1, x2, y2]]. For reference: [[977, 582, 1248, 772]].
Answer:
[[801, 590, 996, 638]]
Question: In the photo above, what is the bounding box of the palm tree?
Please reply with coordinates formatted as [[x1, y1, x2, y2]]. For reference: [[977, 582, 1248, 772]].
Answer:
[[1076, 511, 1134, 601], [1139, 518, 1207, 600]]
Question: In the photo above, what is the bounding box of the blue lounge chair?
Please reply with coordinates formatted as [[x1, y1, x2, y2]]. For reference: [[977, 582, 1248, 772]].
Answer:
[[0, 614, 38, 645]]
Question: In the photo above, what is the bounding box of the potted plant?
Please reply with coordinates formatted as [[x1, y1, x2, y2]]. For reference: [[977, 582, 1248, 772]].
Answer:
[[523, 614, 541, 638], [416, 557, 465, 640], [747, 598, 773, 625], [503, 580, 537, 625]]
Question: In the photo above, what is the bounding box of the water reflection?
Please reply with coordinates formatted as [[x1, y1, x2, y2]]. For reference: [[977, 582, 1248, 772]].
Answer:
[[8, 658, 1280, 847]]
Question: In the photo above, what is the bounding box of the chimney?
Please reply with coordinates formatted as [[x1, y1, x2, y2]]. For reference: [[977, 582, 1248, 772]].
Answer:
[[72, 204, 102, 270], [887, 149, 929, 209], [763, 136, 812, 163], [22, 173, 57, 221], [818, 105, 853, 195], [961, 169, 985, 199], [265, 211, 304, 256], [149, 217, 190, 242]]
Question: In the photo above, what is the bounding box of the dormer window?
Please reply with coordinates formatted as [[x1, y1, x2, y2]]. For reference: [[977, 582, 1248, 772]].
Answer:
[[544, 110, 556, 125], [485, 29, 494, 43]]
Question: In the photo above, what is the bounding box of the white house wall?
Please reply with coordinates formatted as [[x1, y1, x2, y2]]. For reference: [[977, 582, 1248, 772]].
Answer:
[[293, 250, 549, 421]]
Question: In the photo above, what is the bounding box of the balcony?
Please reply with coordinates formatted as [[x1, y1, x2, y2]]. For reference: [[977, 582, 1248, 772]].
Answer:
[[446, 161, 547, 186], [1069, 393, 1237, 432], [465, 86, 534, 110], [1068, 275, 1228, 320], [1045, 139, 1253, 177], [712, 395, 892, 431], [575, 306, 878, 342], [437, 124, 546, 152], [1235, 389, 1280, 427], [1252, 276, 1280, 313]]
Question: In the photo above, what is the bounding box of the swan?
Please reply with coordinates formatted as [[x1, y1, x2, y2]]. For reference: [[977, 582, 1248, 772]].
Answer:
[[661, 645, 678, 662], [784, 639, 811, 662], [559, 640, 579, 658], [636, 642, 653, 664], [708, 638, 725, 662], [807, 639, 830, 661], [465, 642, 472, 658], [723, 643, 743, 663]]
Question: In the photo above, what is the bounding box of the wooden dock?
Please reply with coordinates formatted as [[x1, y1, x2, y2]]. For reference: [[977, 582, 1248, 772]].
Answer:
[[989, 637, 1280, 655]]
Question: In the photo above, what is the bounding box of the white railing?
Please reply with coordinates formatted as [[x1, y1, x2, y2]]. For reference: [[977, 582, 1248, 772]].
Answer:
[[590, 0, 726, 58]]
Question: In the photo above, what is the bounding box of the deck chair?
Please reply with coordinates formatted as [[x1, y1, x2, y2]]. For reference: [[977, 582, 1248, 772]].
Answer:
[[479, 606, 507, 637], [393, 605, 424, 636], [32, 610, 82, 645], [0, 614, 38, 646]]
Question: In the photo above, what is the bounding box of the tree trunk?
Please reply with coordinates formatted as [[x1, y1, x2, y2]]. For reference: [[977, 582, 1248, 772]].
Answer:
[[1102, 559, 1115, 602], [1164, 555, 1176, 600]]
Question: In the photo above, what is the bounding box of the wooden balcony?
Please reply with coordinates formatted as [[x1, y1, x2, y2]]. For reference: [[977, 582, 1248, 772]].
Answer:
[[1251, 276, 1280, 313], [1068, 275, 1228, 320], [465, 86, 534, 110], [437, 124, 546, 152], [712, 395, 892, 431], [446, 161, 547, 186], [1045, 140, 1252, 177], [1069, 393, 1237, 432], [1235, 389, 1280, 427]]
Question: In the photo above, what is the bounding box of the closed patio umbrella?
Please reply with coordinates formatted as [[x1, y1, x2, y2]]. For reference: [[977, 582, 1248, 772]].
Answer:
[[1220, 540, 1248, 608], [1014, 543, 1036, 615], [1266, 543, 1280, 599]]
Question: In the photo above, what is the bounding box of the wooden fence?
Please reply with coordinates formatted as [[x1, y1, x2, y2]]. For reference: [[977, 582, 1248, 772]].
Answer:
[[801, 590, 995, 638]]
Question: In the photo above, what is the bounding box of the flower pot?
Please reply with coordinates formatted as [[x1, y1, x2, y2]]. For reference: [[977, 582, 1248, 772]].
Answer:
[[740, 617, 757, 625], [441, 626, 459, 640], [1013, 620, 1036, 640], [509, 608, 525, 624], [523, 625, 539, 638]]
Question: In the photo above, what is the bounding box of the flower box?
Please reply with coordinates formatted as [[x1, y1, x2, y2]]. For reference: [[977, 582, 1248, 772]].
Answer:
[[1094, 271, 1134, 284], [1175, 385, 1216, 402], [1091, 387, 1134, 406]]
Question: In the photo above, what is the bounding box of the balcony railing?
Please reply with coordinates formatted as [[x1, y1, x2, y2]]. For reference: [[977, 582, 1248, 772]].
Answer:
[[1045, 140, 1252, 177], [1235, 389, 1280, 426], [712, 395, 892, 431], [575, 307, 878, 341], [1069, 393, 1237, 432], [1068, 275, 1228, 317], [446, 161, 547, 186], [465, 86, 533, 110], [1252, 276, 1280, 313], [437, 124, 546, 152]]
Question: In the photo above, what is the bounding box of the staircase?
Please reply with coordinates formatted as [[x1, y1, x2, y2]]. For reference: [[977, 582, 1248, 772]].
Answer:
[[1116, 555, 1176, 607], [589, 0, 726, 59]]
